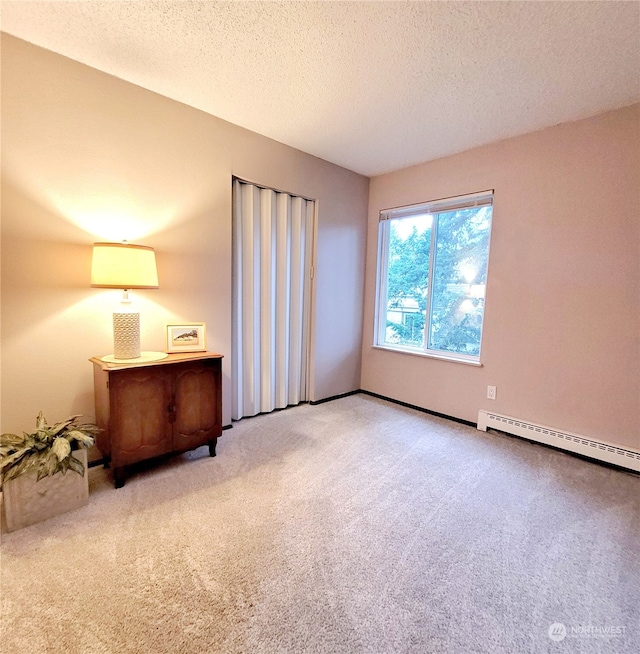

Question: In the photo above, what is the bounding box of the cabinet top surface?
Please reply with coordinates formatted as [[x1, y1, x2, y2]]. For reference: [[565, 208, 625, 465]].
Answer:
[[90, 351, 223, 371]]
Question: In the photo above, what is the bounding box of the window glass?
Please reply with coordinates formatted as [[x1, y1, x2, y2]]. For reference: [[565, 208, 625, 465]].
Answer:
[[428, 207, 492, 357], [383, 215, 431, 348], [376, 192, 493, 362]]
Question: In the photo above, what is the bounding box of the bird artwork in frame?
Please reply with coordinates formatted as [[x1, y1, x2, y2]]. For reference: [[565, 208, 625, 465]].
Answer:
[[166, 323, 206, 353]]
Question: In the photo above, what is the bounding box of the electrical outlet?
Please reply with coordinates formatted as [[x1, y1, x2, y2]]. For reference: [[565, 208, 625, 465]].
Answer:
[[487, 385, 497, 400]]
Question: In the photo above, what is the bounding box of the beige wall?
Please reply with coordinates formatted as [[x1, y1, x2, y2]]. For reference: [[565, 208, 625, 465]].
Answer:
[[362, 104, 640, 450], [0, 35, 369, 434]]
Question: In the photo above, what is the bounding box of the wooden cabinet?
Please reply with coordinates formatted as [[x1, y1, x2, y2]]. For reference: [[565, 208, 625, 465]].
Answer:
[[90, 352, 223, 488]]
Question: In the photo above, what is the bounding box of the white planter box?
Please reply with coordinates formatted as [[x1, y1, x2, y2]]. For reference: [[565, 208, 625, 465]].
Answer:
[[1, 449, 89, 532]]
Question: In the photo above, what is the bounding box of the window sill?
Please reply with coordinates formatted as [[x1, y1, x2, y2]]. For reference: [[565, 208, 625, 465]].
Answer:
[[371, 344, 483, 367]]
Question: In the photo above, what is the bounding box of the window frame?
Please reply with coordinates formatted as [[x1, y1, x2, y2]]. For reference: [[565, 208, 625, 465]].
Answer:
[[374, 190, 494, 365]]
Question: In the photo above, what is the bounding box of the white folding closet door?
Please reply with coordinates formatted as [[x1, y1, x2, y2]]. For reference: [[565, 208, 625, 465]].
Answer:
[[232, 180, 314, 420]]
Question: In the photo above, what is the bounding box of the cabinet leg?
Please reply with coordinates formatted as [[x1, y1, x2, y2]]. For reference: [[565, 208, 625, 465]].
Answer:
[[114, 467, 126, 489], [208, 438, 217, 457]]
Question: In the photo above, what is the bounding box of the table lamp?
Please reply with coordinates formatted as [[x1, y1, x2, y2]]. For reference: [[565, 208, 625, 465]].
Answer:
[[91, 242, 167, 363]]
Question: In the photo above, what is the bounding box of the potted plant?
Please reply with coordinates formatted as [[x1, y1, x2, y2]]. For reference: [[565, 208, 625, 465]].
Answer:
[[1, 412, 100, 532]]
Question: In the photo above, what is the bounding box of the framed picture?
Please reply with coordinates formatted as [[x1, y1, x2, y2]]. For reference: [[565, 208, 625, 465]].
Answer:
[[166, 323, 206, 353]]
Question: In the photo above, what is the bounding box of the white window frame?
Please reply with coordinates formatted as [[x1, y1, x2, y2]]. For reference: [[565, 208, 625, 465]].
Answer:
[[374, 190, 494, 365]]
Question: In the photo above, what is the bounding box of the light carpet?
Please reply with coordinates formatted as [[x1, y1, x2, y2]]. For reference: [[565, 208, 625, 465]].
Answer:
[[1, 394, 638, 653]]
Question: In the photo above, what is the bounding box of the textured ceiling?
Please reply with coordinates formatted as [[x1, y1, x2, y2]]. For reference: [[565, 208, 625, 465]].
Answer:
[[1, 1, 639, 176]]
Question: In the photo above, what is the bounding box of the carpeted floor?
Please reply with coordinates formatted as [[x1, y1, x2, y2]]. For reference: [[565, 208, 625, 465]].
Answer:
[[1, 394, 638, 653]]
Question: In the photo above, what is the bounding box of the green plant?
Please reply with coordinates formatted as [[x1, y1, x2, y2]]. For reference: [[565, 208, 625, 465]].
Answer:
[[0, 412, 99, 484]]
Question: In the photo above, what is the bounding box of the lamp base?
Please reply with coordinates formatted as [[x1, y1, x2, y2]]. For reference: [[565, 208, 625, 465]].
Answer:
[[101, 351, 169, 364], [113, 311, 141, 358]]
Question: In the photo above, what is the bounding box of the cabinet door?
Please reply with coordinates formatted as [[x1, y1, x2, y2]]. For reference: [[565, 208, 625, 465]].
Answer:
[[110, 368, 173, 466], [173, 361, 221, 452]]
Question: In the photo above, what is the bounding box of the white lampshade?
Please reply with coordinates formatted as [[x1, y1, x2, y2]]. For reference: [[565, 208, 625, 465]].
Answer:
[[91, 242, 159, 289]]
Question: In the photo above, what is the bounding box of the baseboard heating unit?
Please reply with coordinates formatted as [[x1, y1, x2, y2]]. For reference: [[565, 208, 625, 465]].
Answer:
[[477, 410, 640, 473]]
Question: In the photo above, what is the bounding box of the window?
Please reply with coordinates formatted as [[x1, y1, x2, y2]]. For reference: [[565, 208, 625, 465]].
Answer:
[[375, 190, 493, 363]]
